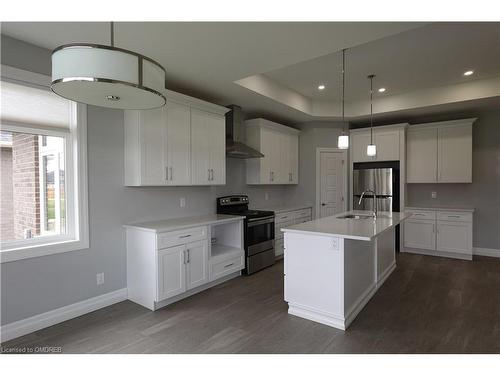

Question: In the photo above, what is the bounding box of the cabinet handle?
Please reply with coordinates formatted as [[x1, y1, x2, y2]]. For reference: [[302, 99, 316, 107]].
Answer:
[[208, 168, 211, 181], [165, 166, 169, 181], [186, 249, 190, 263], [447, 215, 460, 218], [271, 171, 274, 182], [170, 167, 173, 181], [179, 234, 191, 238], [211, 169, 214, 181], [224, 263, 234, 268], [183, 250, 187, 264]]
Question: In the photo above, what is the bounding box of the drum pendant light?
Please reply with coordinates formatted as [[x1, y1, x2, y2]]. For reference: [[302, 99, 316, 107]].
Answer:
[[51, 22, 166, 109], [337, 48, 349, 149], [366, 74, 377, 157]]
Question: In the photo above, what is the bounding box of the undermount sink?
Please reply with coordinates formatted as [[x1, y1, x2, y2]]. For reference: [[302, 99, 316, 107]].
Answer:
[[337, 214, 374, 220]]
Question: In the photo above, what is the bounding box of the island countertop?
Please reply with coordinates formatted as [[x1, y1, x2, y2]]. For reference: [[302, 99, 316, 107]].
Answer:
[[281, 210, 411, 241]]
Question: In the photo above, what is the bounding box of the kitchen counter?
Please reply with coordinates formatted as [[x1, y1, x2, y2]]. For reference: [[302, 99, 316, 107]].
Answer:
[[405, 206, 475, 213], [124, 214, 243, 233], [253, 204, 313, 214], [283, 209, 410, 330], [282, 210, 410, 241]]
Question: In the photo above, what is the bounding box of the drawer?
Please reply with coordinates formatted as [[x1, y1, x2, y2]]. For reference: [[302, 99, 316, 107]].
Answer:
[[157, 226, 208, 249], [275, 219, 294, 240], [276, 212, 294, 223], [294, 208, 312, 219], [210, 254, 243, 281], [406, 210, 436, 221], [437, 211, 472, 223]]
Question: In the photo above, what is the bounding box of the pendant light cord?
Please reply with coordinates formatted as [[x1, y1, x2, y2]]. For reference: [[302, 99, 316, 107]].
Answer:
[[110, 22, 114, 47], [368, 74, 375, 144], [341, 49, 346, 134]]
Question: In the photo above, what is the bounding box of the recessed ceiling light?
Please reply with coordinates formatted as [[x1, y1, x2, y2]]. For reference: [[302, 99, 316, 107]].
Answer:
[[318, 84, 325, 90], [378, 87, 386, 93], [463, 70, 474, 76]]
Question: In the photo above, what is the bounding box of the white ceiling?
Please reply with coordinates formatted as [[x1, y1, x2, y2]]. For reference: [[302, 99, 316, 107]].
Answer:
[[2, 22, 499, 124], [265, 23, 500, 102]]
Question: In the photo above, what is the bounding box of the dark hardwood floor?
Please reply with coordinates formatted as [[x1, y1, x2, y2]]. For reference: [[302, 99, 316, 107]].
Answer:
[[2, 253, 500, 353]]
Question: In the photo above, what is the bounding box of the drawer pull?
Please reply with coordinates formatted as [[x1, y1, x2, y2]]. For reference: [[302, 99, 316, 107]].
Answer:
[[179, 234, 192, 238], [224, 263, 234, 268], [413, 213, 425, 216], [447, 215, 460, 218]]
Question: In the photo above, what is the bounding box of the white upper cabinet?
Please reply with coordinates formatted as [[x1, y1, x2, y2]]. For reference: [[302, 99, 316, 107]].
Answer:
[[407, 127, 438, 183], [406, 118, 475, 183], [245, 118, 300, 185], [191, 108, 226, 185], [350, 125, 405, 163], [124, 90, 229, 186]]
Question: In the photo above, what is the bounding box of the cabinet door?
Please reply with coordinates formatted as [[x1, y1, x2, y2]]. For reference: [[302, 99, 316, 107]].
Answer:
[[207, 112, 226, 185], [375, 130, 400, 161], [165, 101, 191, 185], [406, 128, 437, 183], [351, 132, 374, 162], [157, 245, 186, 301], [140, 108, 167, 185], [190, 108, 211, 185], [186, 240, 208, 290], [260, 128, 278, 183], [278, 132, 291, 184], [438, 125, 472, 183], [436, 222, 472, 254], [403, 220, 436, 250], [289, 134, 299, 184]]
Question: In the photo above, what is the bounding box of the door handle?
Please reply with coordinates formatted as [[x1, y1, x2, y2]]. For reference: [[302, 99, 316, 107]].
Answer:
[[321, 203, 326, 206]]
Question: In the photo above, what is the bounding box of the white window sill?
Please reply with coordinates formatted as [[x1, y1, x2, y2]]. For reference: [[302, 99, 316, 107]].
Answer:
[[0, 237, 89, 263]]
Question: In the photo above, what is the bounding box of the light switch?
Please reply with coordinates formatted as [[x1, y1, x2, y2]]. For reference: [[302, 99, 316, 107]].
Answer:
[[265, 193, 269, 201], [431, 191, 437, 199], [180, 197, 186, 207]]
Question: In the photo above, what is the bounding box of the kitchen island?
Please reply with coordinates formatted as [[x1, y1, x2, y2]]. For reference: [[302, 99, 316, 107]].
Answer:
[[282, 210, 410, 330]]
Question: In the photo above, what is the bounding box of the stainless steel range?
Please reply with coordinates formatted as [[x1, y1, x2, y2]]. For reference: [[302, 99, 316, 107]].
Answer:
[[217, 195, 275, 274]]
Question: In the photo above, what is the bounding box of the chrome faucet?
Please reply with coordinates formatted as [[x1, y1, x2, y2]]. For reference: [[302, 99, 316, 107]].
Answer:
[[358, 189, 377, 218]]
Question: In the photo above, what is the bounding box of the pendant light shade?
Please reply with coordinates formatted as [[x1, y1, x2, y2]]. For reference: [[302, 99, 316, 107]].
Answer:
[[337, 49, 349, 149], [51, 23, 166, 109], [366, 74, 377, 157]]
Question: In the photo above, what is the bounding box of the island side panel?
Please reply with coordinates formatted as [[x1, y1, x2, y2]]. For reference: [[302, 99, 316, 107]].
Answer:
[[343, 238, 377, 327], [376, 227, 396, 286], [284, 232, 345, 329]]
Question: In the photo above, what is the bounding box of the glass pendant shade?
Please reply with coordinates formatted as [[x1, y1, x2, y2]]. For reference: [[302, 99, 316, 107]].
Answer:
[[338, 134, 349, 149], [51, 44, 166, 109], [367, 144, 377, 157]]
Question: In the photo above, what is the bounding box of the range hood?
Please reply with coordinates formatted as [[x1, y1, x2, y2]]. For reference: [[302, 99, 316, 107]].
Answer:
[[225, 105, 264, 159]]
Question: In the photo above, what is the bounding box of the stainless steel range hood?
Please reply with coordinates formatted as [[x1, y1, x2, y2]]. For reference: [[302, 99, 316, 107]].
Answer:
[[225, 105, 264, 159]]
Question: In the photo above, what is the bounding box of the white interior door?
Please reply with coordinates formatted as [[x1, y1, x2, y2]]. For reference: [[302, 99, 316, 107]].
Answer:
[[166, 101, 191, 185], [318, 151, 346, 218]]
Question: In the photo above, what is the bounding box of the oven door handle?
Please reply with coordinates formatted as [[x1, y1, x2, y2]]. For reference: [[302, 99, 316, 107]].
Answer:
[[247, 217, 275, 226]]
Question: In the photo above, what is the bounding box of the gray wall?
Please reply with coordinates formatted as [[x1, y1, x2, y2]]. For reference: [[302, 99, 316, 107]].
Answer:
[[0, 36, 292, 325], [286, 123, 344, 218], [406, 110, 500, 250]]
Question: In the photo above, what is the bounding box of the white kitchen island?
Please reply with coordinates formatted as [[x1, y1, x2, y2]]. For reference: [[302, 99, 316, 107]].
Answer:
[[282, 210, 410, 330]]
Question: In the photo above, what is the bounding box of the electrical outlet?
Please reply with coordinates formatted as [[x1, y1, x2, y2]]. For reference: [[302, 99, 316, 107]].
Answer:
[[180, 197, 186, 208], [265, 193, 269, 201], [431, 191, 437, 199], [96, 273, 104, 286]]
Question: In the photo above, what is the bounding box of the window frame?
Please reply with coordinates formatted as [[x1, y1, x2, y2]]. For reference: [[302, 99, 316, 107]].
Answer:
[[0, 65, 89, 263]]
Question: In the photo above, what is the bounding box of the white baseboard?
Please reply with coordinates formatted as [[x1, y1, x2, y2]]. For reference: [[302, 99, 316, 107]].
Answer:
[[473, 247, 500, 258], [0, 288, 128, 343]]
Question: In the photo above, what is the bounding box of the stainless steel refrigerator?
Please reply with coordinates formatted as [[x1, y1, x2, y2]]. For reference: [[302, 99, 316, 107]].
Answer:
[[352, 162, 400, 213]]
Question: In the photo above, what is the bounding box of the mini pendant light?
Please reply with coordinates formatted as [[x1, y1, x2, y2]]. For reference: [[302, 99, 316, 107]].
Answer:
[[51, 22, 167, 109], [366, 74, 377, 157], [337, 49, 349, 149]]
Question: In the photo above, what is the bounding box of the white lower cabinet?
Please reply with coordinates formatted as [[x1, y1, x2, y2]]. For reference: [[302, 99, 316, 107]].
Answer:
[[274, 207, 312, 257], [185, 240, 209, 290], [157, 245, 186, 301], [403, 208, 473, 259]]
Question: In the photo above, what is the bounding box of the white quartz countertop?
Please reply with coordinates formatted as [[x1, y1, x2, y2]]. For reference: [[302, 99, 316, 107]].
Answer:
[[405, 206, 475, 213], [124, 214, 243, 233], [281, 210, 411, 241], [253, 204, 313, 214]]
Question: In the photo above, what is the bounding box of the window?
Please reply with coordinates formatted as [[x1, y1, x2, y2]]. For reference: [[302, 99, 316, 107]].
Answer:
[[0, 66, 88, 262]]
